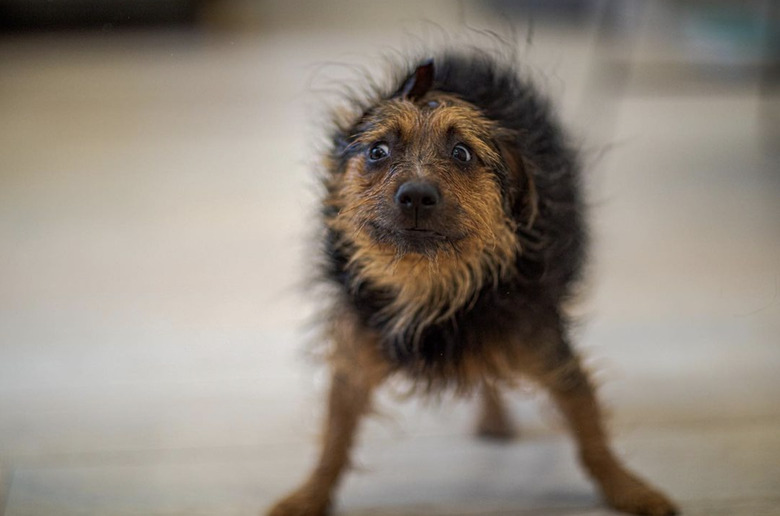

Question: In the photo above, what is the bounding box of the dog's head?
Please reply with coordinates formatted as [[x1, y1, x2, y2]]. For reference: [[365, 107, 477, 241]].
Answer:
[[322, 59, 535, 334], [327, 61, 524, 271]]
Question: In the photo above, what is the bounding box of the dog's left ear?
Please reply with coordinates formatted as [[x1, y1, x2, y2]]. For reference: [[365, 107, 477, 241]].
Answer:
[[396, 59, 435, 100], [495, 131, 539, 229]]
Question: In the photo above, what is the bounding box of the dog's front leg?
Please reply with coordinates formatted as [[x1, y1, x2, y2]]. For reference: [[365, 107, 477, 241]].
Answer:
[[267, 320, 386, 516], [267, 369, 376, 516], [528, 322, 679, 516]]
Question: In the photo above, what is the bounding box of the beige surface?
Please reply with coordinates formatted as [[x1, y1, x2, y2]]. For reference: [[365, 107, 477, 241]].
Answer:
[[1, 3, 779, 515]]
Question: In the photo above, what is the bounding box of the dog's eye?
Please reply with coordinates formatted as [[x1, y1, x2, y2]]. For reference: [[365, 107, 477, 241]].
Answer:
[[368, 143, 390, 162], [452, 143, 472, 163]]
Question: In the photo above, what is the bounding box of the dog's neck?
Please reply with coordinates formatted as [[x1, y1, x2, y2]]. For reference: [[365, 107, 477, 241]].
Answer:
[[344, 225, 518, 343]]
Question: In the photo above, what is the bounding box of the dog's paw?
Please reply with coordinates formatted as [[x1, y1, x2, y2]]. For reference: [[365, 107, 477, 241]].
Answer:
[[602, 471, 679, 516], [266, 489, 331, 516], [475, 415, 516, 441]]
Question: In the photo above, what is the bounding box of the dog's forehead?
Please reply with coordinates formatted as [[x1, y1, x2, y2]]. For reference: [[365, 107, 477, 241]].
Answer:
[[358, 95, 493, 144]]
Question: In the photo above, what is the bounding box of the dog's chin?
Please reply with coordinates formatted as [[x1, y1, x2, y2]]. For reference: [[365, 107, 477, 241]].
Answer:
[[395, 229, 450, 256], [368, 224, 456, 257]]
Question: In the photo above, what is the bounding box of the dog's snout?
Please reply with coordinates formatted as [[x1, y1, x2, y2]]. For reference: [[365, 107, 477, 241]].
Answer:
[[394, 181, 441, 216]]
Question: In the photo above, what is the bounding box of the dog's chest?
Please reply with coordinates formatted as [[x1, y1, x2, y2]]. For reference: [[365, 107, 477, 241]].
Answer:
[[362, 281, 532, 368]]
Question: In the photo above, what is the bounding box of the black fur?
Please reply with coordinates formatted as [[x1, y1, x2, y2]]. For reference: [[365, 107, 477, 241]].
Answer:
[[324, 52, 586, 376]]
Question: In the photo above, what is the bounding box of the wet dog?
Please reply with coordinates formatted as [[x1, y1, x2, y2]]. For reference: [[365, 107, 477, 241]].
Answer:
[[268, 53, 678, 516]]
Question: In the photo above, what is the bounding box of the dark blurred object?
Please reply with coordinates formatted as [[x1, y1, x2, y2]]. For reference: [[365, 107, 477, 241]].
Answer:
[[487, 0, 597, 22], [0, 0, 204, 32]]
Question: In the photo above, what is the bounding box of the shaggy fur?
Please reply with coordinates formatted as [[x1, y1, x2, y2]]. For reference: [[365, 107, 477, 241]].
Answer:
[[268, 52, 678, 516]]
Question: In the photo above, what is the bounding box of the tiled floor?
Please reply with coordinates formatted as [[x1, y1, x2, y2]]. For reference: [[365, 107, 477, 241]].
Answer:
[[1, 3, 778, 515]]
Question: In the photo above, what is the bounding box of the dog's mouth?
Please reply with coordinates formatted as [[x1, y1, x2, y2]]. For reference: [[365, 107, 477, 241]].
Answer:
[[366, 222, 464, 254], [398, 228, 448, 240]]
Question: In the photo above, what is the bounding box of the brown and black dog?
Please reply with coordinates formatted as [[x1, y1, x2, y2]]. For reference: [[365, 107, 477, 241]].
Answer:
[[268, 54, 678, 516]]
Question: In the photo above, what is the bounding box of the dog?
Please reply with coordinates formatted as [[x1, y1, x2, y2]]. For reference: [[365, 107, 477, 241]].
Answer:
[[268, 53, 678, 516]]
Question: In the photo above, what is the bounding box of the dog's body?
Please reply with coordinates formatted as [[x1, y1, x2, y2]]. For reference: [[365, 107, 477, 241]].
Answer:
[[269, 53, 677, 516]]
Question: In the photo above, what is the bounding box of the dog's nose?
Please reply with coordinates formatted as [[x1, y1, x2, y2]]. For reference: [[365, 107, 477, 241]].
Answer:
[[394, 181, 441, 216]]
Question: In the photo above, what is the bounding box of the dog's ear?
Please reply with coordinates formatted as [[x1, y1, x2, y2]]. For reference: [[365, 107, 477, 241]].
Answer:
[[396, 59, 435, 100], [495, 131, 538, 229]]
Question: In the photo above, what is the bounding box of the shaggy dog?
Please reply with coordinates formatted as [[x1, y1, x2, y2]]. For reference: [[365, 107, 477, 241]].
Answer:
[[268, 53, 678, 516]]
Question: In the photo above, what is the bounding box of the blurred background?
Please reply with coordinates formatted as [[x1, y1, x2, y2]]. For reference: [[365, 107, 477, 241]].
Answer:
[[0, 1, 778, 515]]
